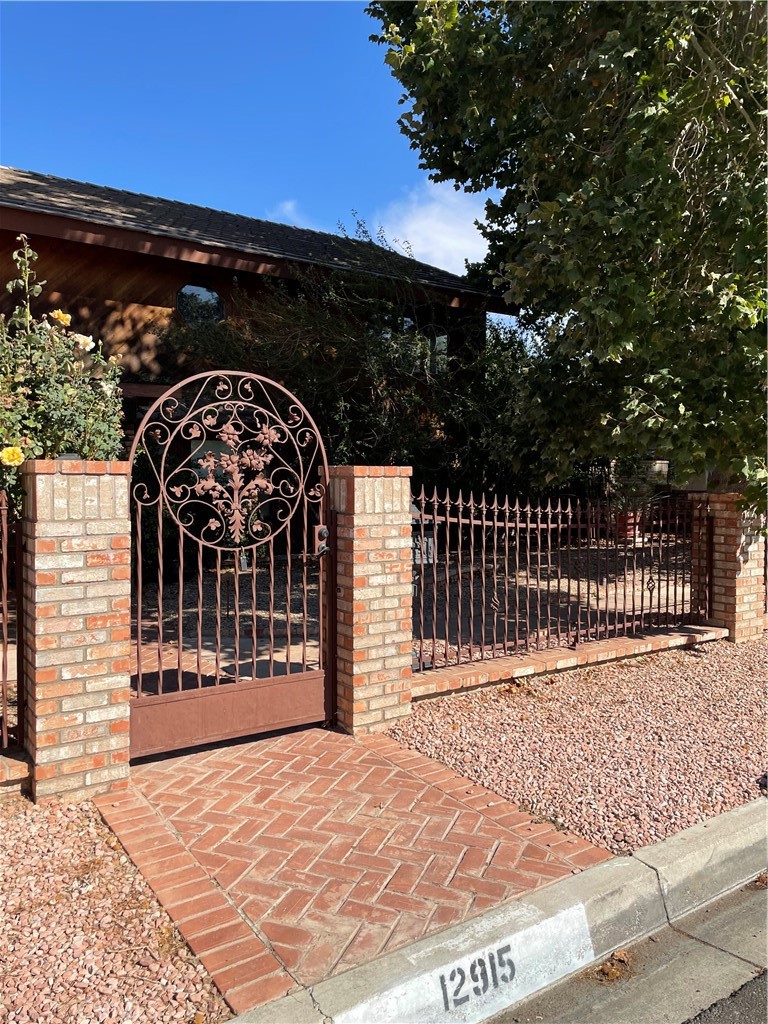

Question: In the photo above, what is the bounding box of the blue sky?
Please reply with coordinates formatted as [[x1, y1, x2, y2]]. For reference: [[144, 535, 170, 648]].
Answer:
[[0, 0, 489, 273]]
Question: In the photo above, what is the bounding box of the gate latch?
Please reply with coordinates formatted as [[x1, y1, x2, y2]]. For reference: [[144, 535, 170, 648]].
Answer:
[[313, 525, 330, 558]]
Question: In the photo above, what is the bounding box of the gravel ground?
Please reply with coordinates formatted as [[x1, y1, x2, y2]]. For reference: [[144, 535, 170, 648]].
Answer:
[[0, 799, 231, 1024], [390, 636, 768, 855]]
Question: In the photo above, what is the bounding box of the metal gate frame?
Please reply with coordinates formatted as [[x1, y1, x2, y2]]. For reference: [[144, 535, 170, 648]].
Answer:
[[128, 371, 334, 758]]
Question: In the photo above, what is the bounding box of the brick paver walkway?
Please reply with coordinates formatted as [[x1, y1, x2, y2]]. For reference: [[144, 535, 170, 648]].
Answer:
[[96, 728, 611, 1014]]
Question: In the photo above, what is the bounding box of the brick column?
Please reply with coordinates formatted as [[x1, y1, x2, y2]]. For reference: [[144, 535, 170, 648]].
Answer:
[[329, 466, 412, 734], [705, 492, 766, 643], [21, 460, 132, 801]]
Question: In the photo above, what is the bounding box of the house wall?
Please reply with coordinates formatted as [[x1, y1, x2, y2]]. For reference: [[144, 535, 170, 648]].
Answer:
[[0, 230, 242, 378]]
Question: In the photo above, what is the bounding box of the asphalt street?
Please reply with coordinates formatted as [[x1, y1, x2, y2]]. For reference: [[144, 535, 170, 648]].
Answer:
[[686, 974, 767, 1024]]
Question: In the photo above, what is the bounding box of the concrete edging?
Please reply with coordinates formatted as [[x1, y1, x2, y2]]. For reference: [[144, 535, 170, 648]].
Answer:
[[233, 799, 767, 1024]]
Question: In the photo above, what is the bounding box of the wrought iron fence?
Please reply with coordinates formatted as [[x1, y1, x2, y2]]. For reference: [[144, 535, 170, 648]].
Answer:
[[0, 490, 22, 750], [411, 489, 710, 672]]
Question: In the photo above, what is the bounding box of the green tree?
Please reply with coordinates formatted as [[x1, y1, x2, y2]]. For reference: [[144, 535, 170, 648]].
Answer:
[[369, 1, 767, 494], [160, 259, 530, 494]]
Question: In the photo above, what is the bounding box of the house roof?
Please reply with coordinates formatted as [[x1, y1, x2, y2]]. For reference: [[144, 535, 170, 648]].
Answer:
[[0, 166, 495, 301]]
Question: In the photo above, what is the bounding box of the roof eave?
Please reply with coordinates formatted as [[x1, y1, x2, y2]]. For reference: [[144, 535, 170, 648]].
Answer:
[[0, 200, 507, 311]]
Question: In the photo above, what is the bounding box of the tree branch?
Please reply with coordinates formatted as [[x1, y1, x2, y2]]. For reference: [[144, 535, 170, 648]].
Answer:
[[688, 30, 759, 136]]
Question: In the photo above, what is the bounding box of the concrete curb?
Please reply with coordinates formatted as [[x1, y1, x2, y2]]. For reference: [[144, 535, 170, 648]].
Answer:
[[233, 800, 767, 1024]]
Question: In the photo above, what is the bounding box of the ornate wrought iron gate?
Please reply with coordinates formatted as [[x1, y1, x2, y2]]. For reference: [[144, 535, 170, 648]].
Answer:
[[129, 372, 333, 758]]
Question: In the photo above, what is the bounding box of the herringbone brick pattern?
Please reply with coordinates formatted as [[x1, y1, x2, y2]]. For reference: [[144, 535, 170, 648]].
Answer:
[[102, 728, 610, 1010]]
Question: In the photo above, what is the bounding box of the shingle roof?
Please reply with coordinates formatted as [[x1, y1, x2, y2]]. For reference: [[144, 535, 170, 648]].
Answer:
[[0, 166, 492, 298]]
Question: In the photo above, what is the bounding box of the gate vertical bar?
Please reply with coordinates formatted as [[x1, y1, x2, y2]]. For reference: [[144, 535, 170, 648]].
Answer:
[[480, 495, 487, 660], [503, 497, 510, 656], [135, 504, 143, 697], [196, 542, 203, 687], [0, 491, 8, 749], [431, 488, 439, 668], [491, 496, 498, 658], [177, 526, 184, 691], [418, 487, 426, 672], [301, 499, 308, 672], [444, 489, 451, 668], [577, 497, 581, 647], [156, 493, 164, 693], [456, 492, 463, 665], [469, 494, 476, 659]]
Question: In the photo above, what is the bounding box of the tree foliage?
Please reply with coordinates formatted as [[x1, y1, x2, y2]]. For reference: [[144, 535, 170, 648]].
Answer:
[[161, 261, 529, 493], [369, 1, 767, 494]]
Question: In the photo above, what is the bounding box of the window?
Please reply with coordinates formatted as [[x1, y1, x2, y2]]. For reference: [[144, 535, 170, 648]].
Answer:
[[176, 284, 224, 325]]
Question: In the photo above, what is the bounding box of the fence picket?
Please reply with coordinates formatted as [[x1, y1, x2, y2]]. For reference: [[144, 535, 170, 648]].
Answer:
[[410, 487, 706, 674]]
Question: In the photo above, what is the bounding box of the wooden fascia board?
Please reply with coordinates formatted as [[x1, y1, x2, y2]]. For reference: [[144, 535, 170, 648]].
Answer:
[[0, 203, 509, 311], [0, 205, 292, 278]]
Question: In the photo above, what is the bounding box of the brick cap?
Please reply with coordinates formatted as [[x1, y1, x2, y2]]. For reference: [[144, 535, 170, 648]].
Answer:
[[329, 466, 412, 478], [706, 491, 747, 503], [20, 459, 130, 476]]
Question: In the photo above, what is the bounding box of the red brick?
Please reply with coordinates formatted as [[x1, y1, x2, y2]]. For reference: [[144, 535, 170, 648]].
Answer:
[[60, 753, 107, 775], [261, 921, 314, 948], [209, 951, 285, 993], [169, 891, 234, 925], [86, 613, 128, 629], [225, 972, 294, 1014], [31, 539, 57, 553], [37, 679, 82, 696], [186, 919, 255, 957], [86, 551, 131, 566]]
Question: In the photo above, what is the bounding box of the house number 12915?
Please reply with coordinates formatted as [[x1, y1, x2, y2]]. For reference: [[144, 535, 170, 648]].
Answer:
[[438, 945, 516, 1012]]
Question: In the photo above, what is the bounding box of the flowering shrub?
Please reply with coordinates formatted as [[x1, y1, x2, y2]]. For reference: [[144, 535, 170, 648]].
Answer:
[[0, 235, 124, 507]]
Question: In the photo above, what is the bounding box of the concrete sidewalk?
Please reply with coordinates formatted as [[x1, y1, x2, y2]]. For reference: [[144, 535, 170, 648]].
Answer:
[[236, 799, 766, 1024]]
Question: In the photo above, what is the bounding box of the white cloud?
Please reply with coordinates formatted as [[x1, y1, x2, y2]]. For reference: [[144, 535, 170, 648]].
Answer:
[[372, 181, 490, 276], [266, 198, 315, 228]]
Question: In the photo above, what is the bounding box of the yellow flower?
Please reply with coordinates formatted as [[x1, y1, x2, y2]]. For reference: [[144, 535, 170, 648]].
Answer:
[[0, 446, 24, 468], [49, 309, 72, 326]]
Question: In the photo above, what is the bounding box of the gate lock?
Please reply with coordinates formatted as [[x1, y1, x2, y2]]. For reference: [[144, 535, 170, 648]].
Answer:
[[313, 525, 330, 558]]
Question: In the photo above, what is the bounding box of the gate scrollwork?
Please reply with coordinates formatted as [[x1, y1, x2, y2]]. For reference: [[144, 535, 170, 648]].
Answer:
[[130, 372, 328, 550]]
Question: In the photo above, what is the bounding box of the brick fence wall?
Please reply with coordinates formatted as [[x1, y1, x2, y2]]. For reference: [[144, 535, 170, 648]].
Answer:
[[20, 460, 132, 801], [7, 467, 767, 801]]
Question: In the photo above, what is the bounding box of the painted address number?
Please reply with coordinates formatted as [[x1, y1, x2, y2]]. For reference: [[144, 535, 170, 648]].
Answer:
[[438, 945, 516, 1012]]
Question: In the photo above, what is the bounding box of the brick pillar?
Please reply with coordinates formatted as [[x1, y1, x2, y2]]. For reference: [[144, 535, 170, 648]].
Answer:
[[329, 466, 413, 734], [20, 460, 132, 801], [705, 492, 766, 643]]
